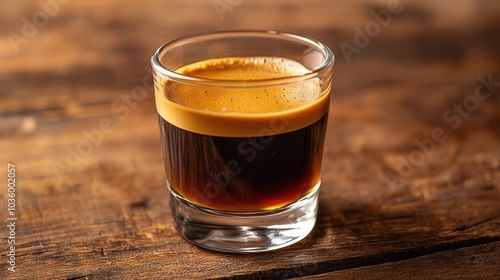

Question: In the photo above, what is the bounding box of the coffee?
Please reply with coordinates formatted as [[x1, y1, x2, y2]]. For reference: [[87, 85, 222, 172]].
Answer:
[[155, 57, 329, 211]]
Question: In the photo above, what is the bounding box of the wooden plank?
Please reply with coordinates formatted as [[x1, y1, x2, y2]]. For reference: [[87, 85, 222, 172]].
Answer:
[[1, 138, 499, 278], [296, 242, 500, 279]]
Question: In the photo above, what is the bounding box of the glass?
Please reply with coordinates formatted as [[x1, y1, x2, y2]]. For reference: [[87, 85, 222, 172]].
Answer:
[[151, 31, 334, 253]]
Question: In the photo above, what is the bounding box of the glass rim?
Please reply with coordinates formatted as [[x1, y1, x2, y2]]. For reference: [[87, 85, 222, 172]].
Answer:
[[151, 30, 334, 88]]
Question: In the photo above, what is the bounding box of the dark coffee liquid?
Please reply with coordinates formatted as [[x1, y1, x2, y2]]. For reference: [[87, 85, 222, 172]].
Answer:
[[159, 113, 327, 211]]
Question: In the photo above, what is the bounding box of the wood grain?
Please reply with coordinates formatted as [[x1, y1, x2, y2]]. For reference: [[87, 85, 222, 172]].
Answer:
[[1, 0, 499, 279]]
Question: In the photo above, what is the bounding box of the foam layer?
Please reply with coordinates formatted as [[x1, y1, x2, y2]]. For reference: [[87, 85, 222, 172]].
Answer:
[[177, 57, 311, 81], [155, 57, 330, 137]]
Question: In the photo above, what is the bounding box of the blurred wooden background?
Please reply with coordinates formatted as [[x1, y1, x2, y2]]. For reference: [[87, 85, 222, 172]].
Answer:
[[1, 0, 499, 279]]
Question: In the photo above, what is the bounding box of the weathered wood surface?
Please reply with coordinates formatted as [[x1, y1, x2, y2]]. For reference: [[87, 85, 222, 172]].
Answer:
[[1, 0, 499, 279]]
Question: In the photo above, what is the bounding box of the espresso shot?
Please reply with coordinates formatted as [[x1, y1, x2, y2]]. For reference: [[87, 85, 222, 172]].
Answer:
[[151, 31, 334, 252], [155, 57, 330, 211]]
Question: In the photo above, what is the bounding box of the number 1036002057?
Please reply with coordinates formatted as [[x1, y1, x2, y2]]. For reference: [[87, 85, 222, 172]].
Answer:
[[7, 163, 16, 216]]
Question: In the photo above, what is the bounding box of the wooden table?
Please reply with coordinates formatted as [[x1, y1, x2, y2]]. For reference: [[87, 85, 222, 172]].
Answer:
[[1, 0, 499, 278]]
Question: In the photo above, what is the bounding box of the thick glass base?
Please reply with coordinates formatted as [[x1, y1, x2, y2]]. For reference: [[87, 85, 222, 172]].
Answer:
[[168, 183, 319, 253]]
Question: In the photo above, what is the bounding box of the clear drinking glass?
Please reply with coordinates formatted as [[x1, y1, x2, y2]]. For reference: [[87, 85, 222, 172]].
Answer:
[[151, 31, 334, 253]]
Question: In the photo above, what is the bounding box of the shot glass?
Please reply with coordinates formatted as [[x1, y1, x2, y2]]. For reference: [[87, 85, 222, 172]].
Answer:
[[151, 30, 334, 253]]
